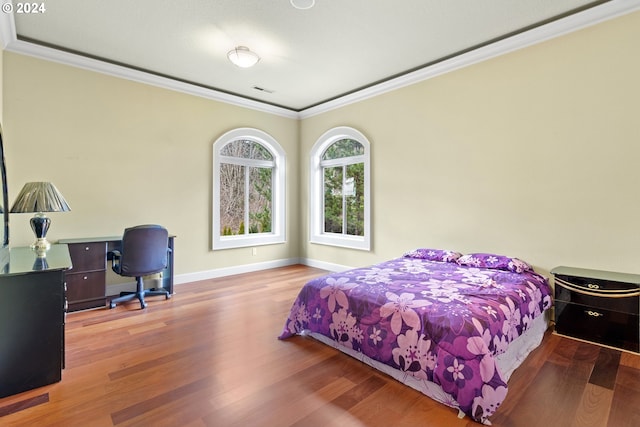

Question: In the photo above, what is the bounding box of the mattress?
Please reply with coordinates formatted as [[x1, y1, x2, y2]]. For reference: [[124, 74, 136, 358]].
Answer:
[[279, 249, 553, 424]]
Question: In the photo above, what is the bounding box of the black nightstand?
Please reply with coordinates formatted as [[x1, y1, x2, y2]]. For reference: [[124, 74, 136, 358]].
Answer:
[[552, 266, 640, 353]]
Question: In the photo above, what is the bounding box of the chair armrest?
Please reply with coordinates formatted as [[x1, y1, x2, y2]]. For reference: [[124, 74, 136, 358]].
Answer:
[[108, 250, 122, 274]]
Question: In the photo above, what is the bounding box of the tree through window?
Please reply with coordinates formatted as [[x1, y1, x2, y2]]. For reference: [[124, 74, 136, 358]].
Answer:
[[213, 129, 285, 250], [219, 140, 273, 235], [310, 127, 370, 250], [321, 139, 365, 236]]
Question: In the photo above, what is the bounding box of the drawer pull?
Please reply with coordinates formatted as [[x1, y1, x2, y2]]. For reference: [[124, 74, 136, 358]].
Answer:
[[83, 276, 88, 280], [585, 310, 603, 317], [555, 277, 640, 297], [85, 246, 90, 251], [587, 283, 600, 290]]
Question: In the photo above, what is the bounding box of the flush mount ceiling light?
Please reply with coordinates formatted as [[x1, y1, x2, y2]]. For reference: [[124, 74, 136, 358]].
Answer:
[[290, 0, 315, 9], [227, 46, 260, 68]]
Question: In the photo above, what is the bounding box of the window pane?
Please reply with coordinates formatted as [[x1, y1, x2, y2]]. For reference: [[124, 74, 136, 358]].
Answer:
[[221, 140, 273, 160], [249, 167, 272, 233], [219, 163, 245, 235], [323, 166, 343, 233], [322, 138, 364, 160], [213, 128, 285, 250], [345, 163, 365, 236]]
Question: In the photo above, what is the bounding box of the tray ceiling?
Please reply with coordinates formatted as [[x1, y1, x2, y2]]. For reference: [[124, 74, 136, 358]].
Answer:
[[5, 0, 636, 113]]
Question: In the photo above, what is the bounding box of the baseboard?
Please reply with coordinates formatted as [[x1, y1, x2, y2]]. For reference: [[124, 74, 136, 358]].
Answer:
[[173, 257, 354, 286], [107, 281, 136, 296], [298, 258, 353, 272], [174, 257, 301, 284], [106, 275, 165, 296]]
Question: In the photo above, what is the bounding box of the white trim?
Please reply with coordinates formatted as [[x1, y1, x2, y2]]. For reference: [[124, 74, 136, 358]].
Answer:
[[106, 257, 352, 291], [0, 5, 15, 49], [3, 39, 298, 119], [298, 0, 640, 118], [0, 1, 638, 116], [111, 258, 350, 291], [106, 281, 137, 296], [212, 127, 286, 250], [174, 257, 302, 284], [309, 126, 371, 251], [299, 258, 353, 273], [173, 257, 353, 284]]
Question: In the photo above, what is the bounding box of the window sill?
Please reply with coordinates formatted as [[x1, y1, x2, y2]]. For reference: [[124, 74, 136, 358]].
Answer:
[[213, 234, 285, 250], [310, 234, 370, 251]]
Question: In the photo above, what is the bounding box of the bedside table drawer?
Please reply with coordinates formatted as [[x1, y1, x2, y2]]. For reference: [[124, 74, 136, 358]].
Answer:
[[555, 274, 639, 314], [66, 271, 106, 301], [555, 300, 639, 353]]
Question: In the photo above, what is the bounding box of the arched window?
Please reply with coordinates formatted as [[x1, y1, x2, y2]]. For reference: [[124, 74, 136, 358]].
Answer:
[[310, 126, 370, 250], [213, 128, 285, 250]]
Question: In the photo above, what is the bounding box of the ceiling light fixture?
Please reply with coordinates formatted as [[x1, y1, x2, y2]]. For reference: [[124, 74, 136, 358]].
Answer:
[[227, 46, 260, 68], [290, 0, 315, 9]]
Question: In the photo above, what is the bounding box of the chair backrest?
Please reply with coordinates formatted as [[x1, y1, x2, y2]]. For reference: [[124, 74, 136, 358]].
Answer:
[[118, 225, 169, 277]]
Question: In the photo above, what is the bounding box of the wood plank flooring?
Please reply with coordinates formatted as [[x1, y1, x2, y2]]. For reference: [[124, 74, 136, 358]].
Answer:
[[1, 264, 639, 426]]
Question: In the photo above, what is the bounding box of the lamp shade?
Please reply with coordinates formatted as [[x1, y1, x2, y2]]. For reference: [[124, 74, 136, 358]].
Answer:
[[10, 182, 70, 254], [10, 182, 71, 213], [227, 46, 260, 68]]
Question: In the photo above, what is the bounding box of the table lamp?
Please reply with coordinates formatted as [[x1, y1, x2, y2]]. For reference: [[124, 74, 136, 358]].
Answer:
[[10, 182, 71, 253]]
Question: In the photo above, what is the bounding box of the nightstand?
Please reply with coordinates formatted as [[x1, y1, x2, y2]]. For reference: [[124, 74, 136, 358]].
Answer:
[[552, 266, 640, 353]]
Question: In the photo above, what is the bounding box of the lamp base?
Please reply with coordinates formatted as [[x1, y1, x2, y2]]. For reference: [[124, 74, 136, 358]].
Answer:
[[31, 237, 51, 256], [30, 213, 51, 256]]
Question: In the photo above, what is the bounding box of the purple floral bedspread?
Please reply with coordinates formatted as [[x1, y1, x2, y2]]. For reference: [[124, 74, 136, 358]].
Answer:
[[279, 252, 552, 424]]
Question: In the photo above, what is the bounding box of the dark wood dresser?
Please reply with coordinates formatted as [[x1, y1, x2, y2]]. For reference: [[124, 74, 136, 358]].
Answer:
[[0, 244, 71, 398], [552, 266, 640, 353]]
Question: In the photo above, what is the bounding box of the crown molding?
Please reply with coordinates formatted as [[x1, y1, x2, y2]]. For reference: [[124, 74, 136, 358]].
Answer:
[[0, 6, 15, 49], [2, 38, 299, 119], [299, 0, 640, 118], [1, 0, 639, 119]]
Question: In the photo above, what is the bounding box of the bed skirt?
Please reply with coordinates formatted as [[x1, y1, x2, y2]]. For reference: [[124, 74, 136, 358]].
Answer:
[[304, 312, 549, 424]]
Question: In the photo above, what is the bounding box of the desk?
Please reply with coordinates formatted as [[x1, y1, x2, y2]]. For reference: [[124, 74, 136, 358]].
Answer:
[[0, 244, 71, 398], [58, 235, 175, 311]]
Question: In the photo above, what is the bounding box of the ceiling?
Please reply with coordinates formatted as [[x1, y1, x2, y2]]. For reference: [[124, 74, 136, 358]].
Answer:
[[3, 0, 635, 113]]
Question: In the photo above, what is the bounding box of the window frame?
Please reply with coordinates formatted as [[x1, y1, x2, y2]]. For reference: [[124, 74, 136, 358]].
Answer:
[[212, 128, 286, 250], [309, 126, 371, 251]]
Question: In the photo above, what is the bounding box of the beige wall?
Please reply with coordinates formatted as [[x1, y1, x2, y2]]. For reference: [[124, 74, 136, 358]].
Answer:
[[2, 10, 639, 281], [3, 53, 300, 276], [300, 11, 640, 277]]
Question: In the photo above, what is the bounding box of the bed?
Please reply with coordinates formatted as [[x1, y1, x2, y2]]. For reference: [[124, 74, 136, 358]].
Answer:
[[279, 249, 553, 425]]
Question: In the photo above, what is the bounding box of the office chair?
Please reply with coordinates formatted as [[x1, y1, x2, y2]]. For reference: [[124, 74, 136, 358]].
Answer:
[[109, 224, 171, 309]]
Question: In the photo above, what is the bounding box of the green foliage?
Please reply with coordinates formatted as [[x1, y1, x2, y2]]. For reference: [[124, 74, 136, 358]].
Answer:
[[249, 167, 272, 233], [322, 139, 364, 160], [219, 137, 365, 239], [323, 161, 364, 236]]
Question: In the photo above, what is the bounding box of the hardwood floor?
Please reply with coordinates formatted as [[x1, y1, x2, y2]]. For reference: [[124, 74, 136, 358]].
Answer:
[[1, 265, 639, 427]]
